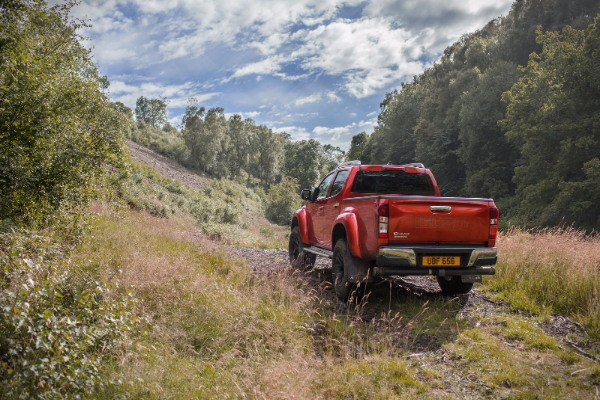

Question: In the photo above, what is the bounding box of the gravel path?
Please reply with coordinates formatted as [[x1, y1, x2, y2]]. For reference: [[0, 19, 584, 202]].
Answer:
[[231, 247, 482, 297]]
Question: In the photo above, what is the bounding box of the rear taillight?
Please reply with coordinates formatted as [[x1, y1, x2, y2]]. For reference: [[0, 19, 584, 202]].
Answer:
[[377, 203, 389, 238], [489, 206, 499, 240]]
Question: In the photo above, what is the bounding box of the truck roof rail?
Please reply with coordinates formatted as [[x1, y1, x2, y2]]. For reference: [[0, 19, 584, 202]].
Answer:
[[339, 160, 361, 167], [406, 163, 425, 169]]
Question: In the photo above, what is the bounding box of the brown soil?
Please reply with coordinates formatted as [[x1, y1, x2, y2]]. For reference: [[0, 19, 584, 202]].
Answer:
[[126, 140, 210, 190]]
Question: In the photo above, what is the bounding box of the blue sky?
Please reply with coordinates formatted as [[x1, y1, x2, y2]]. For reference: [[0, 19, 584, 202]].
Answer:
[[60, 0, 514, 150]]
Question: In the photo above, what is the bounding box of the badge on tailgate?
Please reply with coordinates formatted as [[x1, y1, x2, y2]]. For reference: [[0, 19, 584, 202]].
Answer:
[[422, 256, 460, 266]]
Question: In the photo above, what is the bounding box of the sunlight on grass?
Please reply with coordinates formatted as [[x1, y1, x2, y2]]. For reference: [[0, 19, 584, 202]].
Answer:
[[484, 228, 600, 339]]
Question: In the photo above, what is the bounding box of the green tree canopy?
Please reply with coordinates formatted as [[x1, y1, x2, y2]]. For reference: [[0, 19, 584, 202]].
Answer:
[[0, 0, 128, 225], [346, 131, 369, 162], [500, 19, 600, 229], [181, 98, 205, 168], [135, 96, 168, 128]]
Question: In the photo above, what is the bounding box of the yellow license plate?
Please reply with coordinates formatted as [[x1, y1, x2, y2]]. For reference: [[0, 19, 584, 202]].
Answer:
[[422, 256, 460, 267]]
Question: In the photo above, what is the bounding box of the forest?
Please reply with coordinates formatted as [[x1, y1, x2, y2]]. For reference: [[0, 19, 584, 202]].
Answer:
[[348, 0, 600, 231], [1, 1, 599, 229], [127, 97, 345, 192]]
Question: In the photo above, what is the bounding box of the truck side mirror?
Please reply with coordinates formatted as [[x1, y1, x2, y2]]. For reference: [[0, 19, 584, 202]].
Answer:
[[301, 189, 312, 201]]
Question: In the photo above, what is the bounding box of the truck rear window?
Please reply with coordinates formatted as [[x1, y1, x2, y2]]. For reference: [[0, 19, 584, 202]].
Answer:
[[351, 171, 435, 195]]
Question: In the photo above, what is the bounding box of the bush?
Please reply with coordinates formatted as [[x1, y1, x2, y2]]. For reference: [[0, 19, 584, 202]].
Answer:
[[0, 1, 128, 225], [265, 177, 302, 225], [0, 252, 136, 398]]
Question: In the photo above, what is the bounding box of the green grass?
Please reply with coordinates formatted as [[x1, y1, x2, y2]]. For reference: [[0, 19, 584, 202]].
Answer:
[[483, 228, 600, 339]]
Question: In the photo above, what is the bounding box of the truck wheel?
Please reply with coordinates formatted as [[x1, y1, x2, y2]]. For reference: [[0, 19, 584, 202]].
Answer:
[[288, 226, 316, 270], [332, 238, 355, 301], [436, 276, 474, 296]]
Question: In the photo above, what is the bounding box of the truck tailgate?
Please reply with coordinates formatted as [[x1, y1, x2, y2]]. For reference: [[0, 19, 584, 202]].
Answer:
[[386, 197, 491, 243]]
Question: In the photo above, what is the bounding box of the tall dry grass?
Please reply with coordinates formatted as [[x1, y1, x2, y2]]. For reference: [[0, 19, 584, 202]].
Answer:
[[79, 206, 429, 398], [486, 227, 600, 337]]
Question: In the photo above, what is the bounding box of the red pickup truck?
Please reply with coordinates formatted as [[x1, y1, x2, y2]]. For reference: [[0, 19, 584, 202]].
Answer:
[[289, 161, 499, 300]]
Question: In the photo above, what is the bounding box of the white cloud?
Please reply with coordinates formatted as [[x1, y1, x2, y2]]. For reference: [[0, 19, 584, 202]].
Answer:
[[312, 123, 358, 149], [168, 113, 185, 127], [312, 117, 377, 149], [227, 56, 285, 81], [294, 93, 322, 106], [72, 0, 512, 98], [358, 117, 378, 129], [223, 111, 260, 120], [222, 16, 429, 97], [109, 80, 219, 109], [327, 92, 341, 102]]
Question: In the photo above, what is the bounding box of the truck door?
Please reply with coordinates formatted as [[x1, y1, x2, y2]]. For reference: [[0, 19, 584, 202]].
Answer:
[[306, 172, 335, 246], [317, 170, 350, 249]]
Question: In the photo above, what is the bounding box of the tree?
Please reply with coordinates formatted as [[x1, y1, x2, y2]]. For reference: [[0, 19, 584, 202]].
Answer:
[[370, 82, 423, 165], [346, 132, 369, 162], [252, 126, 284, 187], [283, 139, 323, 189], [0, 0, 128, 225], [112, 101, 134, 120], [283, 139, 344, 189], [500, 20, 600, 229], [319, 144, 345, 176], [181, 98, 205, 168], [202, 107, 227, 175], [226, 114, 250, 178], [135, 96, 168, 128]]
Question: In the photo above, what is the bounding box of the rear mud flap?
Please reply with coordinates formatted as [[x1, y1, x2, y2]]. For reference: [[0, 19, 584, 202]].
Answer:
[[348, 257, 374, 283]]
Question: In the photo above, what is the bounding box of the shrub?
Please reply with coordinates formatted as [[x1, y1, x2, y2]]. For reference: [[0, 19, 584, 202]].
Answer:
[[0, 1, 128, 225], [265, 177, 302, 225], [0, 254, 136, 398]]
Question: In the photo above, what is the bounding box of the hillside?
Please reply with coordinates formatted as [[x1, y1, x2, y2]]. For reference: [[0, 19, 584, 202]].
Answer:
[[2, 137, 599, 398], [356, 0, 600, 231], [127, 140, 211, 191]]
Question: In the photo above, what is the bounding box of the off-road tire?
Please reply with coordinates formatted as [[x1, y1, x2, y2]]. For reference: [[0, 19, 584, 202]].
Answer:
[[332, 238, 356, 301], [436, 276, 474, 296], [288, 226, 316, 270]]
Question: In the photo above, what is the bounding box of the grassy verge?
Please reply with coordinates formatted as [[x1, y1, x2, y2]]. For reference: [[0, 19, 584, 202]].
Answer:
[[81, 207, 429, 398], [484, 228, 600, 339], [109, 161, 287, 249], [4, 202, 598, 398]]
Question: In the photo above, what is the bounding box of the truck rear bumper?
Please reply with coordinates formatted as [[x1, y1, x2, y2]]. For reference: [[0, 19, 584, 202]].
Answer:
[[375, 246, 497, 277], [373, 266, 495, 278]]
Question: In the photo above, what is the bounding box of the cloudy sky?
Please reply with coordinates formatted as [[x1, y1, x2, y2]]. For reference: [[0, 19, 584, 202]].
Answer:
[[62, 0, 514, 149]]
